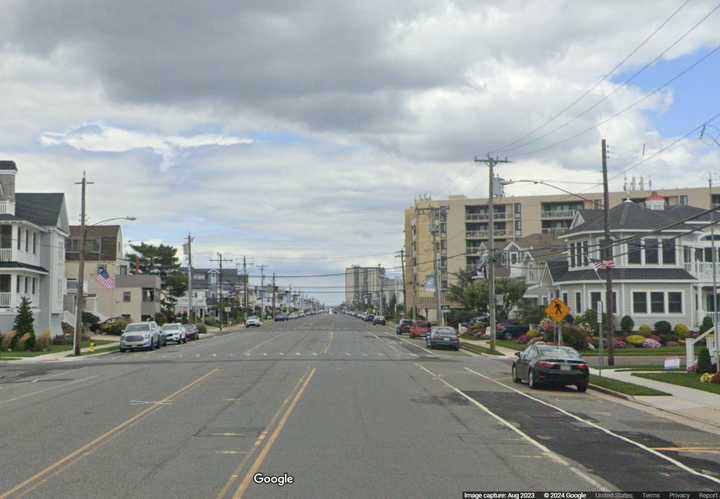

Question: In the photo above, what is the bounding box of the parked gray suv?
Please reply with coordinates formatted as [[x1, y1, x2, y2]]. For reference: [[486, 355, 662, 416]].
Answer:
[[120, 322, 162, 351]]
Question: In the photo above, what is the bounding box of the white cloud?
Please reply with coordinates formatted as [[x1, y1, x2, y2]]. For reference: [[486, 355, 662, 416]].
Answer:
[[40, 123, 252, 169]]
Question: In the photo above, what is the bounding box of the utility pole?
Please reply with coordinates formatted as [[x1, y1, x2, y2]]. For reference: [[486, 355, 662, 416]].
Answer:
[[259, 264, 266, 320], [430, 223, 443, 326], [602, 139, 616, 366], [711, 174, 720, 373], [242, 256, 248, 319], [272, 272, 277, 321], [186, 234, 194, 323], [74, 172, 94, 356], [210, 253, 233, 334], [474, 155, 510, 352], [379, 265, 384, 316], [397, 249, 407, 318]]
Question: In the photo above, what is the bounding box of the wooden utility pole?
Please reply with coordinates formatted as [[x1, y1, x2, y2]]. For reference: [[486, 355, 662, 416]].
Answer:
[[259, 264, 266, 320], [186, 234, 194, 322], [474, 155, 511, 352], [397, 249, 407, 318], [271, 272, 277, 321], [210, 253, 233, 333], [602, 139, 616, 366], [74, 172, 94, 356]]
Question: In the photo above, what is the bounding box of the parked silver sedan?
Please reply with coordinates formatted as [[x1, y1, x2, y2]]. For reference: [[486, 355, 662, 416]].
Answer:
[[162, 323, 187, 344]]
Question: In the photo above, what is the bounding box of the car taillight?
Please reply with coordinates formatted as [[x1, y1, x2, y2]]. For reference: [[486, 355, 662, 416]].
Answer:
[[576, 363, 589, 372], [536, 361, 558, 369]]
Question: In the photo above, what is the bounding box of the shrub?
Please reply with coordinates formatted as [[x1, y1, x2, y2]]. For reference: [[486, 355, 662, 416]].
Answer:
[[526, 329, 541, 339], [196, 323, 207, 335], [16, 333, 31, 351], [2, 330, 16, 351], [620, 315, 634, 334], [665, 341, 680, 347], [82, 312, 100, 328], [36, 330, 51, 351], [626, 334, 646, 347], [698, 347, 713, 374], [654, 320, 672, 336], [700, 316, 714, 334], [614, 339, 627, 349], [648, 334, 662, 343], [102, 320, 127, 336], [561, 325, 589, 351], [154, 312, 168, 326], [674, 323, 690, 339], [637, 325, 652, 337], [516, 334, 530, 344], [205, 317, 219, 327], [643, 338, 662, 349]]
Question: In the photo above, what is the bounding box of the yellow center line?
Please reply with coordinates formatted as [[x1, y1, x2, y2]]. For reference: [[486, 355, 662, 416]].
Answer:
[[1, 368, 220, 499], [214, 368, 314, 499], [233, 368, 316, 499]]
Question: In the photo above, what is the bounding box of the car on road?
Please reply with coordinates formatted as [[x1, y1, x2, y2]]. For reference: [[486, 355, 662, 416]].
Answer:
[[409, 320, 432, 338], [372, 315, 386, 325], [162, 323, 186, 344], [395, 319, 413, 335], [275, 314, 289, 322], [120, 322, 161, 351], [426, 326, 459, 350], [512, 343, 589, 392], [365, 314, 375, 322], [184, 324, 199, 341], [246, 316, 262, 327]]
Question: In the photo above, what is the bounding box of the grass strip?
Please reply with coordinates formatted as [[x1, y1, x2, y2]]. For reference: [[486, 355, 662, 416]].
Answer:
[[632, 372, 720, 395], [460, 342, 504, 356], [590, 374, 670, 396]]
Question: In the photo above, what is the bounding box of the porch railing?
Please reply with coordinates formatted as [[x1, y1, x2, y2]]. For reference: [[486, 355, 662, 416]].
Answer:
[[0, 292, 11, 307]]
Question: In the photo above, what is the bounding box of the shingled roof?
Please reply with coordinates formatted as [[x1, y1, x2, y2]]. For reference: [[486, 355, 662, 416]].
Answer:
[[16, 193, 66, 227], [565, 202, 709, 236]]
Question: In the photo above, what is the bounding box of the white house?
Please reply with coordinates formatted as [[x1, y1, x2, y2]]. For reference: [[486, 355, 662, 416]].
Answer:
[[0, 161, 69, 337], [533, 198, 720, 330]]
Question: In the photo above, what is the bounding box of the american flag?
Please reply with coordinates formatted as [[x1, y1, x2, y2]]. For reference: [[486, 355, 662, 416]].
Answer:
[[590, 259, 615, 271], [96, 267, 116, 289]]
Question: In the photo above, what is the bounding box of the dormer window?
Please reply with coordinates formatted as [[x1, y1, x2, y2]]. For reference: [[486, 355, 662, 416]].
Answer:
[[645, 239, 659, 264]]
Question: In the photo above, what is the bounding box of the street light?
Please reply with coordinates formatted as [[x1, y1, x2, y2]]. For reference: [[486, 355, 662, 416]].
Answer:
[[74, 215, 137, 356]]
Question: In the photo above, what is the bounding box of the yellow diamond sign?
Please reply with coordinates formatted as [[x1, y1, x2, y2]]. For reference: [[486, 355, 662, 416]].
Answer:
[[546, 298, 571, 322]]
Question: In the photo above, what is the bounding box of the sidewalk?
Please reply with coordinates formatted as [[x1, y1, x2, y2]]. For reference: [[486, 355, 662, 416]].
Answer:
[[463, 337, 518, 357]]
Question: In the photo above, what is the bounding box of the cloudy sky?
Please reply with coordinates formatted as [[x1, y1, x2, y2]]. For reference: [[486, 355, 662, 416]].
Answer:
[[1, 0, 720, 304]]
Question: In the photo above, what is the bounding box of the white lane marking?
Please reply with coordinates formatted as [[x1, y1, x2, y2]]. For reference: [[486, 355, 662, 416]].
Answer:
[[279, 353, 285, 356], [312, 353, 318, 356], [262, 353, 268, 356], [216, 450, 249, 455], [362, 353, 368, 357], [0, 376, 98, 406], [345, 352, 351, 356], [464, 367, 720, 487], [415, 363, 605, 490], [295, 352, 301, 356], [129, 400, 172, 406]]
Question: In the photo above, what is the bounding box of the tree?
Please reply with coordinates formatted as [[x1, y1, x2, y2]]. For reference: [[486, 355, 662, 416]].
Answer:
[[462, 278, 527, 320], [13, 297, 35, 350], [447, 269, 478, 308]]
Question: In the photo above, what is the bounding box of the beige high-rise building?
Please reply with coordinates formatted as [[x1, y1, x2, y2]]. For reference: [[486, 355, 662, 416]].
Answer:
[[404, 186, 720, 322]]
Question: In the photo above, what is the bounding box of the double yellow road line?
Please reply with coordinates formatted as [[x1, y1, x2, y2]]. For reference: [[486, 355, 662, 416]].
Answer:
[[0, 368, 220, 499], [216, 367, 316, 499]]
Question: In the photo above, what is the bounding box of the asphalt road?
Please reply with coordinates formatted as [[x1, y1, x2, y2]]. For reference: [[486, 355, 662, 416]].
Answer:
[[1, 314, 720, 498]]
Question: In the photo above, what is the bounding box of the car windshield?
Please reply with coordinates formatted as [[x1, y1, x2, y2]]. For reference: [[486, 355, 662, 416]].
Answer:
[[433, 327, 455, 335], [248, 316, 258, 320], [162, 324, 181, 330], [417, 321, 431, 328], [537, 346, 581, 359], [125, 324, 150, 332]]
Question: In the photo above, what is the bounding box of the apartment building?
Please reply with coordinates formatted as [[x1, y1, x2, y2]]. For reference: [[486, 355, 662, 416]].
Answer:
[[404, 185, 720, 321]]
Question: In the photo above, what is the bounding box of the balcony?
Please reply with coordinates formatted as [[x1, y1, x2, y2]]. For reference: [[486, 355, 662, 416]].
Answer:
[[466, 230, 507, 239], [0, 201, 15, 215], [541, 210, 577, 220], [466, 212, 508, 222], [685, 262, 719, 281]]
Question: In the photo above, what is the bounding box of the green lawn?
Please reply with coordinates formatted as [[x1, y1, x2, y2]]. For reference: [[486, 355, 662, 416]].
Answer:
[[495, 339, 525, 351], [0, 339, 113, 359], [632, 372, 720, 395], [590, 374, 670, 396], [460, 342, 504, 356], [614, 366, 685, 372], [496, 339, 685, 357]]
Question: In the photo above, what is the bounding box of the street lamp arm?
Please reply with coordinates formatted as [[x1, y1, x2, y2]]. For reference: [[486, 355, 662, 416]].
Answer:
[[90, 216, 137, 226], [504, 179, 592, 202]]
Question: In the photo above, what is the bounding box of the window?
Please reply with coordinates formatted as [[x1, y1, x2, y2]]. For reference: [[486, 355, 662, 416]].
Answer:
[[32, 233, 37, 254], [575, 242, 582, 267], [25, 231, 29, 252], [662, 239, 676, 264], [123, 291, 132, 302], [683, 246, 691, 264], [600, 239, 613, 260], [32, 278, 36, 295], [514, 203, 521, 218], [650, 292, 664, 313], [562, 292, 568, 304], [680, 195, 688, 206], [591, 292, 602, 312], [645, 239, 659, 264], [582, 241, 589, 265], [17, 228, 21, 250], [16, 276, 20, 293], [575, 292, 582, 312], [24, 276, 28, 294], [633, 292, 647, 314], [628, 241, 642, 264], [668, 292, 682, 313], [570, 243, 576, 268]]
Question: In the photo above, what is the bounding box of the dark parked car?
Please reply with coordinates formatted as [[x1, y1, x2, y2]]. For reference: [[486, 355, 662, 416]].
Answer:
[[395, 319, 413, 335], [497, 321, 530, 340], [365, 315, 375, 322], [184, 324, 199, 341], [426, 326, 459, 351], [372, 315, 386, 325], [512, 343, 589, 392]]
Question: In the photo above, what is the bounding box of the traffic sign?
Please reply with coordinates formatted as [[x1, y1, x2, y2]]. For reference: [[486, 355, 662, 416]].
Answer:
[[545, 298, 570, 322]]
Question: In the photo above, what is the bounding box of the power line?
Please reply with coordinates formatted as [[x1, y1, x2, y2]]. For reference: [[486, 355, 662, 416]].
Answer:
[[493, 0, 695, 154]]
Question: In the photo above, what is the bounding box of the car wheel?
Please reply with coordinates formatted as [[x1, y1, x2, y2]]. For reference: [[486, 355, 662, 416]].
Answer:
[[576, 383, 588, 393], [512, 365, 520, 383], [528, 369, 538, 389], [120, 347, 126, 353]]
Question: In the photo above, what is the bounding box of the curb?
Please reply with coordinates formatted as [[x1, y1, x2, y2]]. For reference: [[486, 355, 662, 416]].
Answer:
[[588, 383, 635, 401]]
